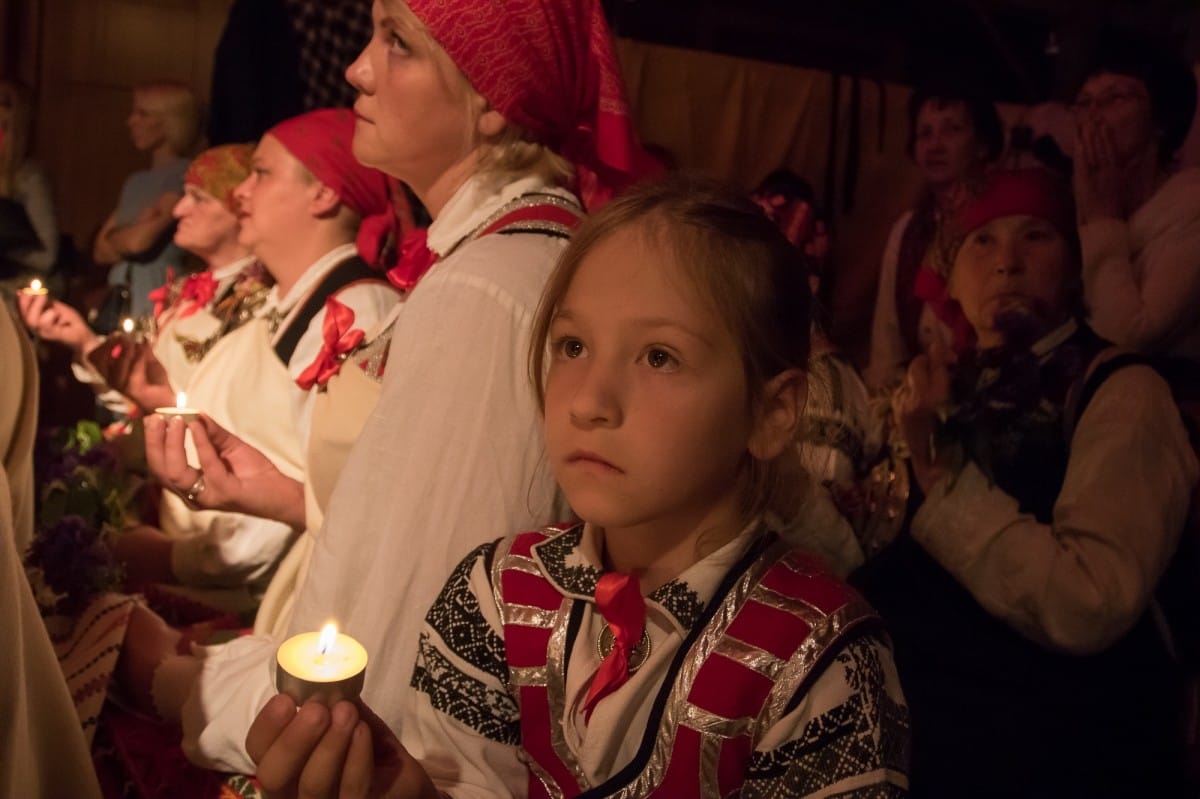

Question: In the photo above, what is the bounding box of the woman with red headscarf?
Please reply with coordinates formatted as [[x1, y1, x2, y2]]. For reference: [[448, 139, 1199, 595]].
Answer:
[[134, 0, 652, 781], [108, 111, 401, 698], [853, 169, 1195, 796]]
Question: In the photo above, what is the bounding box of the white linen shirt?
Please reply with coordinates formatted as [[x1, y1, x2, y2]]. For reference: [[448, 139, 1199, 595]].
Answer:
[[180, 175, 573, 773], [1081, 167, 1200, 360], [912, 352, 1197, 654]]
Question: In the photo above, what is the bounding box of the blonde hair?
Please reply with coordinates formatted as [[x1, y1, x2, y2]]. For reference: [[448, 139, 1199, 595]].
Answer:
[[0, 81, 34, 197], [381, 0, 572, 186], [134, 82, 201, 157], [529, 175, 813, 523]]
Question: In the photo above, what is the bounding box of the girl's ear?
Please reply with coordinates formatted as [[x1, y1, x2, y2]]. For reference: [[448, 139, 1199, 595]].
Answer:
[[748, 368, 806, 461]]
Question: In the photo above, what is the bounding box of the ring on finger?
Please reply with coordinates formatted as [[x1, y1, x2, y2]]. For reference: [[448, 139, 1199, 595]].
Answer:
[[182, 471, 206, 507]]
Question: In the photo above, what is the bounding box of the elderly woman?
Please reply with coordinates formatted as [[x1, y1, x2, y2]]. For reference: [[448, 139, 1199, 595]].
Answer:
[[1073, 41, 1200, 361], [94, 82, 201, 321], [865, 83, 1004, 389], [19, 143, 264, 411], [853, 169, 1196, 796]]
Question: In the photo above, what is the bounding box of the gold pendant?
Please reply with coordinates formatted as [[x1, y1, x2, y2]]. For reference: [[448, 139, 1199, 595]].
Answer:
[[596, 624, 652, 673]]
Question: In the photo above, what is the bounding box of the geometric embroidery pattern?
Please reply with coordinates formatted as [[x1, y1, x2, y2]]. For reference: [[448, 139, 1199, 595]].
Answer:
[[741, 634, 911, 798], [424, 541, 508, 682], [411, 632, 520, 747]]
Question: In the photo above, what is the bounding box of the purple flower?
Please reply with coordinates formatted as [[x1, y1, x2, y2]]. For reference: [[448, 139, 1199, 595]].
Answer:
[[25, 515, 122, 615]]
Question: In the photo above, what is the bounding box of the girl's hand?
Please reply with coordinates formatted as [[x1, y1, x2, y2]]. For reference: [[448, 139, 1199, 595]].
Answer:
[[246, 696, 439, 799], [1073, 115, 1124, 223]]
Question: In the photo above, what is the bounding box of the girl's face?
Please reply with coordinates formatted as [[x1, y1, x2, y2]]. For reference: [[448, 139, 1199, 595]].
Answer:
[[948, 214, 1072, 348], [127, 93, 166, 152], [1072, 72, 1157, 162], [232, 135, 317, 257], [543, 225, 757, 539], [912, 100, 984, 188], [345, 0, 481, 197], [173, 185, 240, 259]]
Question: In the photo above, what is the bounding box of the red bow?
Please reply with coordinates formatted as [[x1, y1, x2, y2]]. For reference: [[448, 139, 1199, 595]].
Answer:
[[582, 572, 645, 722], [913, 267, 976, 356], [385, 229, 437, 292], [177, 272, 217, 318], [147, 268, 178, 321], [295, 297, 365, 390]]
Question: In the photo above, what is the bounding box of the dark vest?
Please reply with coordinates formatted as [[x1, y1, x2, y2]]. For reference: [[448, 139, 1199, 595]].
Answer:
[[852, 323, 1185, 798]]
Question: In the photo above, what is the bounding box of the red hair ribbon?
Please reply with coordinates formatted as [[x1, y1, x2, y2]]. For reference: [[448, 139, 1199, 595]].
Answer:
[[582, 572, 646, 722], [295, 296, 365, 390]]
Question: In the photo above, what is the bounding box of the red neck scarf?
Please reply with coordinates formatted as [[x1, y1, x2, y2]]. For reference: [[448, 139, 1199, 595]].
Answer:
[[385, 229, 438, 292], [582, 572, 645, 722], [177, 272, 217, 318]]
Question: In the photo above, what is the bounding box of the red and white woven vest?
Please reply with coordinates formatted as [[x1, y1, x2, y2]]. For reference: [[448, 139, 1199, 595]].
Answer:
[[494, 524, 880, 799]]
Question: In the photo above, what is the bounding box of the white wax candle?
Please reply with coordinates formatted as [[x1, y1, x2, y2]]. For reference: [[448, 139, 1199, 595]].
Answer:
[[21, 278, 48, 296], [155, 391, 200, 423], [276, 623, 368, 705]]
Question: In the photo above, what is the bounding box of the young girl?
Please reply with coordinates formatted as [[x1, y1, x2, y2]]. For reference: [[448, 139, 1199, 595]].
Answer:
[[247, 177, 910, 798]]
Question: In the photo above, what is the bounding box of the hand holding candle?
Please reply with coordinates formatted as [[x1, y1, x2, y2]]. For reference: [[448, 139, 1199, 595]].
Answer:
[[276, 622, 368, 705], [155, 391, 200, 423]]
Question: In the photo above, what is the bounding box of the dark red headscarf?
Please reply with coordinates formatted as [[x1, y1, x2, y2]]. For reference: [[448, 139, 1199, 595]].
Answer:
[[405, 0, 657, 208], [956, 168, 1076, 242], [266, 108, 413, 268]]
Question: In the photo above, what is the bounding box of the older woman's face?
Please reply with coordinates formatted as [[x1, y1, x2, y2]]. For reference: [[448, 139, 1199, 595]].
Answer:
[[232, 135, 316, 259], [127, 93, 166, 152], [345, 0, 480, 198], [1072, 72, 1157, 162], [173, 185, 240, 261], [912, 101, 984, 188], [949, 214, 1073, 348]]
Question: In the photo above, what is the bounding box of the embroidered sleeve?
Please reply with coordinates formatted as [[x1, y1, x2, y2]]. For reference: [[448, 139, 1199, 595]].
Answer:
[[741, 632, 911, 798], [402, 542, 527, 799]]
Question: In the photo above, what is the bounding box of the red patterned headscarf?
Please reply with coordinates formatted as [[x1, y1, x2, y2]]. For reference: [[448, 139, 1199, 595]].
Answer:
[[404, 0, 656, 208], [185, 143, 254, 213], [267, 108, 413, 268]]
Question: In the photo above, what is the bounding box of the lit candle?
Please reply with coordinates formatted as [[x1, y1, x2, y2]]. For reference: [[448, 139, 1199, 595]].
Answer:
[[121, 317, 135, 335], [20, 278, 48, 296], [276, 622, 368, 705], [154, 391, 200, 423]]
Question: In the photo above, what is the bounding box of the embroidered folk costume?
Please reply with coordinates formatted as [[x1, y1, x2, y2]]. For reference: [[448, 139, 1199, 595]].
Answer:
[[402, 523, 911, 798]]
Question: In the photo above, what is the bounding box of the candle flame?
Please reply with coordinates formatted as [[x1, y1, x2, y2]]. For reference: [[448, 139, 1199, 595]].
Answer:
[[29, 279, 42, 292], [122, 318, 135, 334], [318, 623, 338, 655], [176, 391, 188, 409]]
